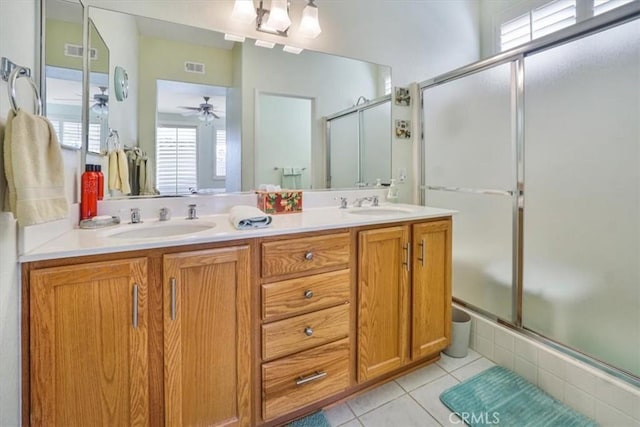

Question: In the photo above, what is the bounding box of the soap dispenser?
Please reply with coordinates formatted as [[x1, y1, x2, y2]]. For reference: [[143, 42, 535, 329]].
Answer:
[[387, 179, 399, 203]]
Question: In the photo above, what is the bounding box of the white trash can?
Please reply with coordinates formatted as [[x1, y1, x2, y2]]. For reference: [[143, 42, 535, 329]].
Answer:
[[444, 308, 471, 358]]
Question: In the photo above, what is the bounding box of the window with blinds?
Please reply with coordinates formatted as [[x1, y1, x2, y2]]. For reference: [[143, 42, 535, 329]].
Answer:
[[499, 0, 636, 52], [216, 129, 226, 177], [156, 126, 197, 195], [500, 0, 577, 51], [594, 0, 635, 15], [49, 119, 103, 152]]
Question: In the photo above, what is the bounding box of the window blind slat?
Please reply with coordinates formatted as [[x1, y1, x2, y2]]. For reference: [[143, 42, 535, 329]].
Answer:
[[156, 125, 197, 194]]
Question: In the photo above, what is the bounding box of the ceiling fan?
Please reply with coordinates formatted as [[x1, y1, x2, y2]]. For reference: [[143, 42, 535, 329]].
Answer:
[[91, 86, 109, 118], [179, 96, 220, 122]]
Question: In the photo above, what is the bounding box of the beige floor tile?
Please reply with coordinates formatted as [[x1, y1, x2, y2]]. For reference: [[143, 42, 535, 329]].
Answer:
[[396, 363, 447, 392], [358, 395, 439, 427], [449, 357, 496, 382], [347, 381, 405, 417], [410, 374, 461, 426]]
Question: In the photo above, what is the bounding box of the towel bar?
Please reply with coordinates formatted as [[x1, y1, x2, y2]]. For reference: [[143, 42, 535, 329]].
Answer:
[[3, 58, 42, 115]]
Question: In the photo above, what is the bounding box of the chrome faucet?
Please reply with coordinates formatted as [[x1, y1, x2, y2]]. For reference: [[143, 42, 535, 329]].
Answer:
[[337, 197, 348, 209], [353, 196, 379, 207], [159, 207, 171, 221], [187, 204, 198, 220], [130, 208, 142, 224]]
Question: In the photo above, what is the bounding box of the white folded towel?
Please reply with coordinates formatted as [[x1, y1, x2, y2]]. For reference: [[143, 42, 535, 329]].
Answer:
[[3, 110, 69, 226], [229, 205, 272, 230]]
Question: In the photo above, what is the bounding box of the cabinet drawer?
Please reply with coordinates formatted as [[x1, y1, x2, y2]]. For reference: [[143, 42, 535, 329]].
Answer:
[[262, 338, 350, 420], [262, 269, 351, 320], [261, 233, 350, 278], [262, 304, 349, 360]]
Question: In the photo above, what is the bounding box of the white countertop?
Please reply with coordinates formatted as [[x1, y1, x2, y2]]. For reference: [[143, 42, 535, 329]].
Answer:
[[19, 204, 455, 262]]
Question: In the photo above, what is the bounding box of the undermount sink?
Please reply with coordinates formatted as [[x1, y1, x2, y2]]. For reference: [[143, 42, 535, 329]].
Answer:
[[347, 207, 416, 216], [106, 221, 216, 239]]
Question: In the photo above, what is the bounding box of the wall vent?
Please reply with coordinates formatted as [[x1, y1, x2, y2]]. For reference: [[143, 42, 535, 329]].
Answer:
[[64, 44, 98, 60], [184, 61, 205, 74]]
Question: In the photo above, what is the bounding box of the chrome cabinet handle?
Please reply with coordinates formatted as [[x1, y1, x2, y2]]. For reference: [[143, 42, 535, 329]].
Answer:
[[296, 371, 327, 386], [403, 243, 411, 272], [304, 289, 314, 299], [132, 284, 139, 328], [418, 239, 425, 267], [304, 327, 314, 336], [170, 277, 177, 320], [304, 251, 314, 261]]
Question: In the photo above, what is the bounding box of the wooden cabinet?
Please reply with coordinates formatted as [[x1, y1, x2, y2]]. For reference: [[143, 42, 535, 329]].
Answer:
[[357, 226, 410, 382], [259, 232, 352, 422], [163, 246, 251, 427], [24, 216, 452, 426], [29, 258, 149, 426], [358, 219, 452, 382], [411, 220, 452, 360]]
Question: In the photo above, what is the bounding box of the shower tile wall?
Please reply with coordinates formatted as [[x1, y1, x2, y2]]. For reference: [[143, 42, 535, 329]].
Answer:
[[459, 305, 640, 427]]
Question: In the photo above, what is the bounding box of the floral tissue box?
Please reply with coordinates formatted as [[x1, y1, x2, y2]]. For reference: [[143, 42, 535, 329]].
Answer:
[[256, 190, 303, 214]]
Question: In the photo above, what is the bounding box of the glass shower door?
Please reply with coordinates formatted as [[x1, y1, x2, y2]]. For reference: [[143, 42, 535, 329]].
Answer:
[[523, 19, 640, 376], [423, 63, 515, 321]]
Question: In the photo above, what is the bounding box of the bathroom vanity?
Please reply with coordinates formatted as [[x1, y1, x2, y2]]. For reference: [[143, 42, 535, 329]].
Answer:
[[20, 204, 453, 426]]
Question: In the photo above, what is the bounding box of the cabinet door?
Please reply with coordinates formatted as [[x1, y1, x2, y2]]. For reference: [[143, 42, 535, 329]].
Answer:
[[164, 246, 251, 427], [411, 219, 452, 360], [357, 226, 410, 382], [30, 258, 149, 426]]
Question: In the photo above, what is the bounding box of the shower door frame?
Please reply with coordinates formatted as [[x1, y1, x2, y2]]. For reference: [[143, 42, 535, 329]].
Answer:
[[419, 1, 640, 386], [325, 94, 391, 188]]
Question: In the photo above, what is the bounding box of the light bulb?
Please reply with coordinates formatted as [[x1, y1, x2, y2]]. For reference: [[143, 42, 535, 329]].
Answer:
[[266, 0, 291, 32], [299, 1, 321, 38], [231, 0, 256, 23]]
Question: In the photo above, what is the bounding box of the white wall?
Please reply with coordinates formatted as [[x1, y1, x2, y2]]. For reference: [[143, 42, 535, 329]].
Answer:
[[255, 94, 311, 189], [0, 1, 36, 424]]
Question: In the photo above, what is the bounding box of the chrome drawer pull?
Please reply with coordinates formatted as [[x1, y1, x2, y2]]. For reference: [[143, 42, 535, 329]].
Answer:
[[170, 277, 177, 320], [304, 289, 314, 299], [304, 327, 314, 336], [304, 251, 314, 261], [418, 239, 425, 267], [132, 284, 139, 328], [295, 371, 327, 386], [403, 243, 411, 272]]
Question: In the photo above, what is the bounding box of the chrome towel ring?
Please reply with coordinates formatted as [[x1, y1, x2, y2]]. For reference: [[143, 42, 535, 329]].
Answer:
[[2, 57, 42, 116], [8, 66, 42, 116]]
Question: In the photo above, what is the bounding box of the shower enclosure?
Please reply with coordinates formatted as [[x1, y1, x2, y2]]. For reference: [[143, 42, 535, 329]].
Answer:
[[325, 96, 391, 188], [421, 3, 640, 382]]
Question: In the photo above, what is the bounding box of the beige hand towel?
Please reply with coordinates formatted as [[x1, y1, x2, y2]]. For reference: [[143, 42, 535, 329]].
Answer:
[[108, 150, 121, 191], [3, 110, 69, 226], [117, 149, 131, 194]]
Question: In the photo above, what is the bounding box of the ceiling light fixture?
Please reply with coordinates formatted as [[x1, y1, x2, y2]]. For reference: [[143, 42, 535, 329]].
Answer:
[[232, 0, 322, 39], [255, 39, 276, 48], [282, 45, 303, 54], [224, 33, 246, 42], [231, 0, 257, 23], [298, 0, 321, 38]]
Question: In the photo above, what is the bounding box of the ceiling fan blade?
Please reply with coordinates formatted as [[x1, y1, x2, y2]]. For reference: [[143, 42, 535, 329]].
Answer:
[[178, 106, 201, 111], [213, 112, 220, 119]]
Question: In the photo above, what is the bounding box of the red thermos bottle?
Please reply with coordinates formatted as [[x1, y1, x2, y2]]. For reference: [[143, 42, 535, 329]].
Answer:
[[95, 164, 104, 200], [81, 165, 98, 220]]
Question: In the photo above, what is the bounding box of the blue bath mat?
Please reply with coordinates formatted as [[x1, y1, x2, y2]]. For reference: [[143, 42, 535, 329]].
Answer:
[[440, 366, 598, 427], [285, 411, 331, 427]]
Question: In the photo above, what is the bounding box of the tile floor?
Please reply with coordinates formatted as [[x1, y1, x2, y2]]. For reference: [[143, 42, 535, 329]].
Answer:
[[323, 350, 496, 427]]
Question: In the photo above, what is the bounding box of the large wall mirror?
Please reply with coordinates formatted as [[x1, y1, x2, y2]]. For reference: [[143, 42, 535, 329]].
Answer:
[[42, 1, 393, 197]]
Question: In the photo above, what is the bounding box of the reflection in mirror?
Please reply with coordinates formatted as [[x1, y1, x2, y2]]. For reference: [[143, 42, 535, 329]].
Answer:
[[81, 6, 391, 198], [156, 80, 227, 195], [42, 0, 83, 150], [256, 93, 312, 190]]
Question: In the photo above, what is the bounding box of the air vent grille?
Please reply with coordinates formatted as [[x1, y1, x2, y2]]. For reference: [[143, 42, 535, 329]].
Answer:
[[64, 44, 98, 60], [184, 61, 205, 74]]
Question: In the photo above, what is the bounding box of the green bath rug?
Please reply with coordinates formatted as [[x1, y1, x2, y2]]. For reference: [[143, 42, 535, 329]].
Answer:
[[440, 366, 598, 427], [285, 411, 331, 427]]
